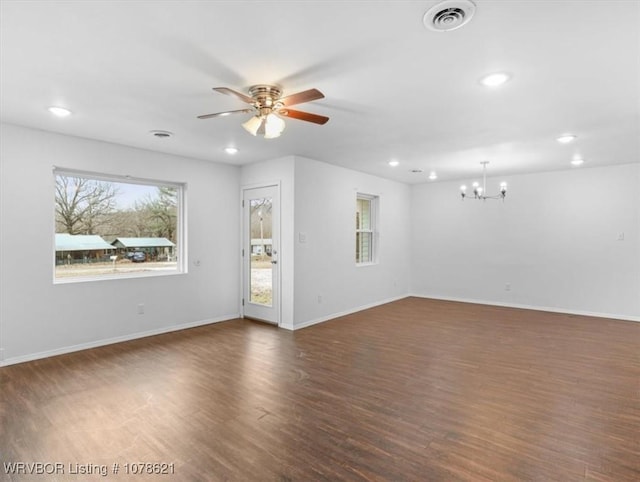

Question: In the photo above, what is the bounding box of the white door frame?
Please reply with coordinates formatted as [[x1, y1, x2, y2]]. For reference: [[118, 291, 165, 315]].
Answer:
[[240, 182, 281, 326]]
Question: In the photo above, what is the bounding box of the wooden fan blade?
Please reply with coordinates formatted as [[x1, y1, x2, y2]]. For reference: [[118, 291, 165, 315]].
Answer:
[[279, 88, 324, 107], [279, 108, 329, 125], [197, 108, 253, 119], [213, 87, 255, 104]]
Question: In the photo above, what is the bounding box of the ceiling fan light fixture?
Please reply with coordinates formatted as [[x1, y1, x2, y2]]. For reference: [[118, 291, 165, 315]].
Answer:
[[242, 115, 263, 136], [263, 113, 285, 139]]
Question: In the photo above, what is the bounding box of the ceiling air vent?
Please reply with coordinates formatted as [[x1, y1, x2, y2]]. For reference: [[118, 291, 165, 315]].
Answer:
[[149, 130, 173, 138], [423, 0, 476, 32]]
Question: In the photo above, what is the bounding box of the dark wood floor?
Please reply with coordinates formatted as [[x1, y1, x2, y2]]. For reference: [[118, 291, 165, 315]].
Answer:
[[1, 297, 639, 481]]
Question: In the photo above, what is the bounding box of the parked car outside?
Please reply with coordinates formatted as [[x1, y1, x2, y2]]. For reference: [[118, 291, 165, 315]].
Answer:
[[130, 251, 146, 263]]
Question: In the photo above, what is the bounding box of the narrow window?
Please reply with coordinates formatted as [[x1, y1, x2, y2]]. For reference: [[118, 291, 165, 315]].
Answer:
[[54, 169, 184, 282], [356, 194, 378, 264]]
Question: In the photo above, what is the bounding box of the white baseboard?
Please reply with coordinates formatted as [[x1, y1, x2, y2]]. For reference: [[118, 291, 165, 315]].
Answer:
[[279, 322, 295, 331], [293, 295, 410, 330], [5, 295, 633, 367], [0, 313, 240, 367], [409, 293, 640, 323]]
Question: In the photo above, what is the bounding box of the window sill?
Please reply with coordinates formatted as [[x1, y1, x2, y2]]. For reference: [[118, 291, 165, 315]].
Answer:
[[356, 262, 378, 268], [53, 268, 185, 285]]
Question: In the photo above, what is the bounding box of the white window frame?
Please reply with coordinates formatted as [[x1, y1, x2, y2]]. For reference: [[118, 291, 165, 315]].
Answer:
[[356, 193, 378, 266], [53, 167, 186, 283]]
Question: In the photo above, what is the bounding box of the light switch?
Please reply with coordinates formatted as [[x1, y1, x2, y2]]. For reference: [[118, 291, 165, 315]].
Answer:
[[299, 232, 307, 243]]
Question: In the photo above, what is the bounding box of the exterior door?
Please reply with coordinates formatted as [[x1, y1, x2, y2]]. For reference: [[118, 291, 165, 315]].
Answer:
[[242, 185, 280, 325]]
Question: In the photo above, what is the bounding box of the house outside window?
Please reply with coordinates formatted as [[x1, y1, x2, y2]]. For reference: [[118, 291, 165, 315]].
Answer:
[[54, 169, 184, 282]]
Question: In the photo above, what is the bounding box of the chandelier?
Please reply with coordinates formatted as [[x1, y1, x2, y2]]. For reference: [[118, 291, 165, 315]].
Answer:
[[460, 161, 507, 201]]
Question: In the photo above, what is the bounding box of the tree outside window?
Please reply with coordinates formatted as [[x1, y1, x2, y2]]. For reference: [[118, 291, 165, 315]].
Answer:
[[54, 170, 183, 281]]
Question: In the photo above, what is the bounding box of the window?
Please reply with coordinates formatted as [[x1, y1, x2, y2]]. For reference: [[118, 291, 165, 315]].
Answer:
[[54, 169, 184, 282], [356, 193, 377, 264]]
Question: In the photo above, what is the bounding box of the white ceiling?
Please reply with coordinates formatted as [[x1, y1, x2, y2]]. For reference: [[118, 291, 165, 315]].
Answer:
[[1, 0, 639, 184]]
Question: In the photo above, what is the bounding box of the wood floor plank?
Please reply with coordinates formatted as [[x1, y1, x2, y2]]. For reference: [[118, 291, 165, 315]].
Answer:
[[1, 297, 638, 481]]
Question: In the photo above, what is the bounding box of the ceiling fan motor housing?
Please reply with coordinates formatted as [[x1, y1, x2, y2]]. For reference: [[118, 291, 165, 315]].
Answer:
[[249, 85, 282, 109]]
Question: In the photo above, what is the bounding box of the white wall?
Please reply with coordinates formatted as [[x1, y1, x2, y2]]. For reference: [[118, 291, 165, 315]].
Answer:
[[241, 155, 412, 329], [0, 124, 241, 364], [240, 156, 296, 330], [410, 163, 640, 320], [293, 157, 411, 327], [3, 123, 635, 365]]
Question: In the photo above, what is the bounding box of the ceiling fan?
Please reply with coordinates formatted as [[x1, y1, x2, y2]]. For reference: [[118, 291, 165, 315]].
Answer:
[[198, 85, 329, 139]]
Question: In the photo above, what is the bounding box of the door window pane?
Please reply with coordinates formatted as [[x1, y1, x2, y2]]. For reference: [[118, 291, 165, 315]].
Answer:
[[249, 197, 273, 306]]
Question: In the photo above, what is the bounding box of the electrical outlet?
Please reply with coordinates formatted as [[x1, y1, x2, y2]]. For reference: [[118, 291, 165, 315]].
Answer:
[[505, 283, 511, 291], [137, 303, 145, 315], [317, 295, 323, 303]]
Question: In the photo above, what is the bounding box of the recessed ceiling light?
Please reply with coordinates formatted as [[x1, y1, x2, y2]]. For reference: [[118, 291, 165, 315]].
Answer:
[[557, 134, 577, 144], [48, 106, 72, 117], [571, 157, 584, 166], [428, 171, 438, 180], [388, 160, 399, 167], [480, 72, 511, 88], [224, 147, 238, 155]]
